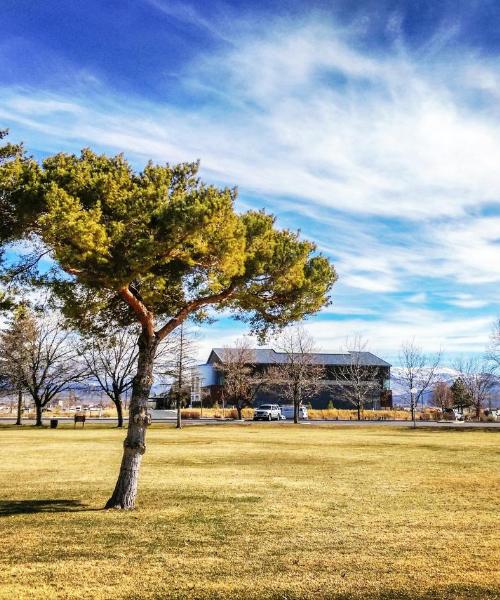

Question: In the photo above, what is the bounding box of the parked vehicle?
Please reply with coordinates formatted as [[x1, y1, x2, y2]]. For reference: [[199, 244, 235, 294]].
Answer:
[[483, 409, 499, 421], [280, 405, 309, 420], [253, 404, 282, 421], [442, 408, 463, 421]]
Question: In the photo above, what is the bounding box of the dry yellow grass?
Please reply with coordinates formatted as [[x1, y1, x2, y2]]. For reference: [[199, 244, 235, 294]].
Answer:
[[0, 424, 498, 600], [183, 408, 411, 420], [182, 407, 254, 419], [307, 408, 411, 420]]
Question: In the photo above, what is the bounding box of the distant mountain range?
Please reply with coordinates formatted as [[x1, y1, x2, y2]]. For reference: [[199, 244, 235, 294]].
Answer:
[[390, 367, 500, 408]]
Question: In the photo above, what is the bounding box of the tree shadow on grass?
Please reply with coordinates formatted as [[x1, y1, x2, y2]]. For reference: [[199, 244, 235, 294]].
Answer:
[[262, 584, 499, 600], [0, 499, 102, 516], [418, 425, 499, 434]]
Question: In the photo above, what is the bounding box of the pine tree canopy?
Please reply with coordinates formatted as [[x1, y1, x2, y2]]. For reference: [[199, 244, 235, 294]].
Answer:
[[1, 147, 337, 339], [0, 130, 41, 251]]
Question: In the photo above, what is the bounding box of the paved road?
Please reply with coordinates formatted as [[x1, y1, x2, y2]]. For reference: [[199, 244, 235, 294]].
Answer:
[[1, 416, 499, 428], [292, 420, 500, 428]]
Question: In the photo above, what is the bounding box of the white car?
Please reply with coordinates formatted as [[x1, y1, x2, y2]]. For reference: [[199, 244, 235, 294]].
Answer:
[[253, 404, 282, 421], [280, 405, 309, 420], [442, 408, 463, 421]]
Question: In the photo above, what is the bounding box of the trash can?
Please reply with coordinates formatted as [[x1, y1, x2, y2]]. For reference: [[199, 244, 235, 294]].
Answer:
[[50, 419, 58, 429]]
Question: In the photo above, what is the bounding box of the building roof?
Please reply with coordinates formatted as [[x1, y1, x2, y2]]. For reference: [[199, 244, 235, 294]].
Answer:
[[207, 348, 391, 367]]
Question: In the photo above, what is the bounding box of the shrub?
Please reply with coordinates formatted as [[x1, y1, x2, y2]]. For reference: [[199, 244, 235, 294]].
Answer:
[[180, 409, 201, 419], [307, 409, 411, 421], [241, 408, 254, 419], [480, 414, 497, 423]]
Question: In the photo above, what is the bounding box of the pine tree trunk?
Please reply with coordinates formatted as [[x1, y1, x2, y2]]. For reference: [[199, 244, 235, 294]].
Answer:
[[35, 401, 43, 426], [16, 389, 22, 426], [105, 330, 158, 510]]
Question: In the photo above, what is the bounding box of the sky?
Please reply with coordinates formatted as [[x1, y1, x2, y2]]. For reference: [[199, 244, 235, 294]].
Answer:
[[1, 0, 499, 364]]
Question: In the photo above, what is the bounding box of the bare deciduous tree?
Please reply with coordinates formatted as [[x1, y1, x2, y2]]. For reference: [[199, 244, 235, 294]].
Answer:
[[0, 307, 87, 426], [430, 381, 454, 411], [454, 357, 496, 419], [0, 375, 23, 425], [80, 327, 139, 427], [218, 338, 263, 420], [267, 326, 325, 423], [0, 304, 28, 426], [336, 334, 381, 421], [156, 324, 198, 429], [397, 340, 441, 428], [487, 318, 500, 371]]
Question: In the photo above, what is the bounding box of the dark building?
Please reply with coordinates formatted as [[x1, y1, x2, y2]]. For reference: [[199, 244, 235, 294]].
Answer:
[[195, 348, 392, 410]]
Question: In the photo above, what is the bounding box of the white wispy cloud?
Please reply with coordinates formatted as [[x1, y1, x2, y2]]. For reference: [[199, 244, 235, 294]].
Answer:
[[193, 308, 493, 363], [143, 0, 233, 43], [0, 12, 498, 356], [3, 21, 500, 220], [445, 293, 490, 310]]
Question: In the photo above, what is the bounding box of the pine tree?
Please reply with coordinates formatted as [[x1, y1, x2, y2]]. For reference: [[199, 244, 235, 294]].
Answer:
[[3, 148, 337, 508], [450, 377, 472, 410]]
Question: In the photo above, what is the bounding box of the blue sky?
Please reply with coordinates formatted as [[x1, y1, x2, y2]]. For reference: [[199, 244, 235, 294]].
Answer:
[[1, 0, 499, 364]]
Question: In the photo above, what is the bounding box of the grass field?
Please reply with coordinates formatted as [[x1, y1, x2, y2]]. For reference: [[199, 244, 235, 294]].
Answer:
[[0, 424, 498, 600]]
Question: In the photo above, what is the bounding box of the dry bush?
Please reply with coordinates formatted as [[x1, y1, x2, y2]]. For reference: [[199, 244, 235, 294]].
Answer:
[[180, 409, 201, 419], [420, 408, 443, 421], [191, 407, 255, 419], [308, 408, 411, 421]]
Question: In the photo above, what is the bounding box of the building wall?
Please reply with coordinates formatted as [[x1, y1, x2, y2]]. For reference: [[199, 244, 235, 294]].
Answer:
[[199, 362, 392, 409]]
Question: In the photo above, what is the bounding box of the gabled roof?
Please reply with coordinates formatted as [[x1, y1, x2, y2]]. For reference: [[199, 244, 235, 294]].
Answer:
[[207, 348, 391, 367]]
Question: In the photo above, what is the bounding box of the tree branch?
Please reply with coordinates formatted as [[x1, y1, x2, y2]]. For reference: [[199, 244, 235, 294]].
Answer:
[[118, 285, 155, 337], [156, 283, 237, 341]]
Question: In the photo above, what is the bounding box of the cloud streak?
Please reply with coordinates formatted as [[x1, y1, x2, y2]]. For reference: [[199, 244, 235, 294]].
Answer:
[[0, 11, 498, 358]]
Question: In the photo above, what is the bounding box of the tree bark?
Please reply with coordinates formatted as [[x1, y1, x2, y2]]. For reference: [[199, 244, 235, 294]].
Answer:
[[294, 399, 299, 424], [35, 400, 43, 427], [236, 404, 242, 420], [105, 329, 158, 509], [357, 404, 361, 421], [114, 394, 124, 428], [16, 388, 22, 426], [176, 393, 182, 429]]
